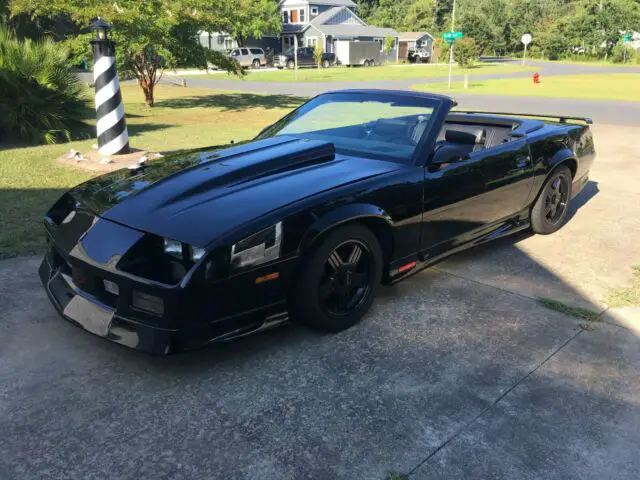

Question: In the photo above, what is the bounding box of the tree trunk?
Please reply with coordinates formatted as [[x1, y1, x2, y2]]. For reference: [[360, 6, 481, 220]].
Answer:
[[139, 78, 154, 107]]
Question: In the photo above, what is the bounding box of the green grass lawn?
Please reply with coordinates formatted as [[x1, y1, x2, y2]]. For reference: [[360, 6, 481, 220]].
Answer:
[[414, 73, 640, 102], [0, 84, 301, 260], [184, 63, 532, 83]]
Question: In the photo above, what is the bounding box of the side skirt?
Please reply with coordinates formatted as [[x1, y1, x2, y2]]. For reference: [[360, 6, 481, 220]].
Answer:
[[387, 218, 531, 285]]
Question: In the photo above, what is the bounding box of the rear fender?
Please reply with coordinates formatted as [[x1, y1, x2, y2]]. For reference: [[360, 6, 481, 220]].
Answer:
[[548, 147, 578, 177], [299, 203, 393, 253]]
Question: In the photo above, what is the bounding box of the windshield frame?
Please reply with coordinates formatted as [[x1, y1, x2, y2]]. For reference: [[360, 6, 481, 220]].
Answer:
[[255, 90, 453, 166]]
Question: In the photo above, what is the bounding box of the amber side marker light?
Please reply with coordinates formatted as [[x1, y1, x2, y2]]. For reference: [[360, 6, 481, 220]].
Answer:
[[255, 272, 280, 284], [398, 261, 417, 274]]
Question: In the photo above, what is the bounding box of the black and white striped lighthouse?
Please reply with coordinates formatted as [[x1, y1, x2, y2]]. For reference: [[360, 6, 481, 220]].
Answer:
[[90, 18, 130, 156]]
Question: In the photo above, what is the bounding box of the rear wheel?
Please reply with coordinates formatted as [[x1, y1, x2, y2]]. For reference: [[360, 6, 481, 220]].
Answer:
[[531, 166, 572, 234], [291, 225, 383, 333], [286, 60, 295, 69]]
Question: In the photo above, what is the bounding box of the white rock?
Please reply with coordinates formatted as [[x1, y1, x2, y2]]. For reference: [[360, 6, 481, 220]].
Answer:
[[73, 152, 85, 162], [138, 155, 149, 164], [67, 149, 78, 159], [99, 157, 113, 165], [92, 144, 99, 150]]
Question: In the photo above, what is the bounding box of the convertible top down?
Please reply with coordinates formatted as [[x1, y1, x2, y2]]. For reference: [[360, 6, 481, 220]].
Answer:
[[40, 90, 595, 355]]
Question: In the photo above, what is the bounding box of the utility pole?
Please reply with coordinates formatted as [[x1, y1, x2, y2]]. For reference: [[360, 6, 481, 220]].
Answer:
[[448, 0, 456, 89]]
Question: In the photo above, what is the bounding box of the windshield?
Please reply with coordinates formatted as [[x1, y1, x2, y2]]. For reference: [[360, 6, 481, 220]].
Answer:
[[256, 92, 440, 162]]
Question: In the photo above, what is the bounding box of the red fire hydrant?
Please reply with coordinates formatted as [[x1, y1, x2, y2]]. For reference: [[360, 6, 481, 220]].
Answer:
[[533, 72, 540, 84]]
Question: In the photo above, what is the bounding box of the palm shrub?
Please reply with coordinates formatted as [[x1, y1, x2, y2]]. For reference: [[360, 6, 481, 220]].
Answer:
[[0, 26, 90, 144]]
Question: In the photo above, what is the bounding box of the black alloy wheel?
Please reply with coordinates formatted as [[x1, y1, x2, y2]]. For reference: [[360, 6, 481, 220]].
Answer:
[[319, 240, 372, 317], [544, 175, 569, 225], [531, 165, 573, 234], [292, 224, 383, 332]]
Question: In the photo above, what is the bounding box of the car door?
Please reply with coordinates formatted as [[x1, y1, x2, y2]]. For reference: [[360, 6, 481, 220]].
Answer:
[[240, 48, 250, 67], [299, 47, 312, 65], [420, 137, 534, 255]]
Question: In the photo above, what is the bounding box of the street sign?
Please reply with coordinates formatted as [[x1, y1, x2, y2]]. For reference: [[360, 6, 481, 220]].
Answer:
[[623, 33, 633, 43], [443, 31, 464, 41], [521, 34, 532, 66]]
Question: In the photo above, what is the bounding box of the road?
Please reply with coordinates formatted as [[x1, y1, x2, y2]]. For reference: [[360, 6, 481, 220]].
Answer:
[[2, 125, 640, 479], [170, 60, 640, 126]]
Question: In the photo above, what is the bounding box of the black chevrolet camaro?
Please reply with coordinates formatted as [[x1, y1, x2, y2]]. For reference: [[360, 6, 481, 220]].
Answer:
[[40, 90, 595, 355]]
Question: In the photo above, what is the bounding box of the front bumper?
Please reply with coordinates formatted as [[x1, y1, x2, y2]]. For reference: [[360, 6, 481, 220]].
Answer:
[[39, 242, 290, 356]]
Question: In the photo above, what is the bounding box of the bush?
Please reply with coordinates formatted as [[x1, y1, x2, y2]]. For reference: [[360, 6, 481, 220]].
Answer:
[[0, 26, 90, 144], [454, 38, 477, 68], [611, 43, 638, 64]]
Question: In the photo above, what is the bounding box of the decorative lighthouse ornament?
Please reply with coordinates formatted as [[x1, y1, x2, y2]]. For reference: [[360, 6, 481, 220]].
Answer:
[[90, 18, 130, 156]]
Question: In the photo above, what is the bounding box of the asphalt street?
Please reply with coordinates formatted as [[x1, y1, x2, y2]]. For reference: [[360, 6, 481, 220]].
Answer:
[[171, 60, 640, 126]]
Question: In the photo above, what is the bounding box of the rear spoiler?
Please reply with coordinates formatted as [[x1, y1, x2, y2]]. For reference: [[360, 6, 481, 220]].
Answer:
[[451, 110, 593, 125]]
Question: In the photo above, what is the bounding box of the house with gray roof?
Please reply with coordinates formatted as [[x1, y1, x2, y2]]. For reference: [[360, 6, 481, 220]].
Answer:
[[277, 0, 398, 60]]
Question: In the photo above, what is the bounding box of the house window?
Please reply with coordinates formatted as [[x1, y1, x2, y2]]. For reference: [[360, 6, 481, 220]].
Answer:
[[224, 38, 234, 49], [311, 6, 318, 16], [283, 35, 294, 52], [307, 37, 317, 47], [300, 9, 305, 23], [282, 10, 289, 24]]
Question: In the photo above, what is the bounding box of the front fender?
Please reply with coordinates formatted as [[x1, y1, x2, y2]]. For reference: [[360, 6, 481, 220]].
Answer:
[[299, 203, 393, 252]]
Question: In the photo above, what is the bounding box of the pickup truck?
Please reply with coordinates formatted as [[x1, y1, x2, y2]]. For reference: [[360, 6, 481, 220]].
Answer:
[[276, 47, 336, 69]]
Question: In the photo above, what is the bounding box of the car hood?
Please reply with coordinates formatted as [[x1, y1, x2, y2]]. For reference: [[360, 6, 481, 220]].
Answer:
[[69, 136, 402, 246]]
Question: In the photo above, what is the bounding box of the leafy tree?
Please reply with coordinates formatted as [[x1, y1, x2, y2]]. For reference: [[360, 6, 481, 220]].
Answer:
[[313, 41, 324, 69], [453, 37, 477, 68], [403, 0, 437, 32], [9, 0, 279, 106], [0, 26, 90, 144], [384, 33, 394, 55]]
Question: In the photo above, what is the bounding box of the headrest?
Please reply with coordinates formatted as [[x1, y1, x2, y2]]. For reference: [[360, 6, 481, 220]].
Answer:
[[372, 118, 409, 137], [445, 128, 485, 145]]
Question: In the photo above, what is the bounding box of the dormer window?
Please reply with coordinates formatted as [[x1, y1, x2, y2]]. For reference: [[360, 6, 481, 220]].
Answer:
[[300, 8, 305, 23], [311, 7, 318, 16]]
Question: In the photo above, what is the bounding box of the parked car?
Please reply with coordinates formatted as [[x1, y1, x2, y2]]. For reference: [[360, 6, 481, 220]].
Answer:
[[229, 47, 267, 69], [408, 47, 431, 63], [277, 47, 335, 69], [40, 90, 595, 355]]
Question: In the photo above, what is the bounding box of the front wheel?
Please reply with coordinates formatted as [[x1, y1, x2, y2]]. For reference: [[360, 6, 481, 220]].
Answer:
[[531, 166, 573, 234], [322, 59, 331, 68], [291, 225, 383, 333], [252, 59, 261, 69]]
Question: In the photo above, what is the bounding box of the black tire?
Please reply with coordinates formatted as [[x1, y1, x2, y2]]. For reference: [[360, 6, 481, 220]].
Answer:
[[291, 224, 383, 333], [531, 166, 573, 235], [252, 59, 261, 69], [286, 60, 295, 69], [322, 59, 331, 68]]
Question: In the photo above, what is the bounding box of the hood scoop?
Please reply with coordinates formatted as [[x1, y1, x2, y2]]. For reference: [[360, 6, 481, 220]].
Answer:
[[161, 138, 336, 207]]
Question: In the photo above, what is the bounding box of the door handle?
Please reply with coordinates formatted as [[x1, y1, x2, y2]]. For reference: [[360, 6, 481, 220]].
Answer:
[[516, 156, 531, 168]]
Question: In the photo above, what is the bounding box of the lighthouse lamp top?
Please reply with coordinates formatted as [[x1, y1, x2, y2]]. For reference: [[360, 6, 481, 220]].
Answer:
[[90, 17, 111, 41]]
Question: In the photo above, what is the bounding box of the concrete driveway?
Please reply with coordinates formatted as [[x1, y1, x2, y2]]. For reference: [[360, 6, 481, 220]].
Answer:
[[1, 126, 640, 479]]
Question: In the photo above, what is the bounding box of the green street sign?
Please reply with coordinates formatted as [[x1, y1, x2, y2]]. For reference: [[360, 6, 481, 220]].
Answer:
[[443, 31, 464, 41], [623, 33, 633, 43]]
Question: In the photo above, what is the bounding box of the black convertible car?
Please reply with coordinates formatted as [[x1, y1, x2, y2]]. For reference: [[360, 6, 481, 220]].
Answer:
[[40, 90, 595, 355]]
